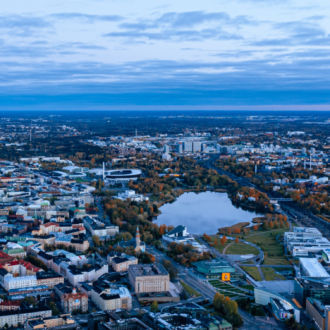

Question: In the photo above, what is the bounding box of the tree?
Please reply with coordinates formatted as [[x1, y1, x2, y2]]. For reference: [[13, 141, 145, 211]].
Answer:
[[213, 292, 225, 313], [92, 235, 101, 247], [139, 252, 155, 264], [23, 296, 37, 306], [220, 235, 227, 245], [162, 259, 178, 281], [233, 227, 241, 234], [49, 301, 60, 315], [159, 224, 167, 236], [151, 301, 159, 313], [213, 292, 242, 327], [203, 233, 211, 242]]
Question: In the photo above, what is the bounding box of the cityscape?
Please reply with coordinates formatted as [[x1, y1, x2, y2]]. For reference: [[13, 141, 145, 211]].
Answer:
[[0, 111, 328, 329], [0, 0, 330, 329]]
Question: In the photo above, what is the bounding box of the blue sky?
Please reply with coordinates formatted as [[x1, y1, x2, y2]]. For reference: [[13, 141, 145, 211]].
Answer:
[[0, 0, 330, 110]]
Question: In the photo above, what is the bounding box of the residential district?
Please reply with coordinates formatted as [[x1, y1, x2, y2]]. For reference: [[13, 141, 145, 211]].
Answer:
[[0, 111, 328, 329]]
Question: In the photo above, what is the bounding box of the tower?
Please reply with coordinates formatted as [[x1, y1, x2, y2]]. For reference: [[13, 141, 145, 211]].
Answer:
[[135, 226, 141, 251]]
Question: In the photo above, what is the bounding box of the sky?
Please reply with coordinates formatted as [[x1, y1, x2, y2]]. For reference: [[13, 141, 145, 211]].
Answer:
[[0, 0, 330, 110]]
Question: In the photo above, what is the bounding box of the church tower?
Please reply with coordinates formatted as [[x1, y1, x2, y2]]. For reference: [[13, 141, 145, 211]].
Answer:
[[135, 226, 141, 251]]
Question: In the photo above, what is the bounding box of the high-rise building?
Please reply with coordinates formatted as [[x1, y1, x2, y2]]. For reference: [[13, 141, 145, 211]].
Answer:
[[192, 141, 202, 153], [163, 144, 171, 153], [183, 141, 193, 153]]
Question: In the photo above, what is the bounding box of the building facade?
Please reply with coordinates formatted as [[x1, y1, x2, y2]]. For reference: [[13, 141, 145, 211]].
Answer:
[[128, 264, 169, 293]]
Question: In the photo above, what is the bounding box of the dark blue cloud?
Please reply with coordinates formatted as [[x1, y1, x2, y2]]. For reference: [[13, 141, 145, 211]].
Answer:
[[0, 53, 329, 100]]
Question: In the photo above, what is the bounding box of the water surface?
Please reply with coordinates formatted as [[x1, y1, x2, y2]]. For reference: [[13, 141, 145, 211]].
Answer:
[[156, 191, 261, 234]]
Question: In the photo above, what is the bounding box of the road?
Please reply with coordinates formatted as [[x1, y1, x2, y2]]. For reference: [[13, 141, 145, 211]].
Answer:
[[148, 245, 283, 329], [147, 246, 216, 299]]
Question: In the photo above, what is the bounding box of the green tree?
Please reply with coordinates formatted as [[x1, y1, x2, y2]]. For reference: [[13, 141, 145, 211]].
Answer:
[[151, 301, 159, 313], [49, 301, 60, 315], [162, 259, 178, 281]]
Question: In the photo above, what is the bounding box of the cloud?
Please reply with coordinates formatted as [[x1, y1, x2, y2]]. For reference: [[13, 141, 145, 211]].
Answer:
[[252, 19, 329, 47], [156, 11, 232, 27], [0, 53, 329, 108], [106, 28, 242, 42], [105, 11, 249, 42], [51, 13, 122, 22], [0, 15, 51, 36], [1, 52, 330, 95], [0, 2, 329, 108]]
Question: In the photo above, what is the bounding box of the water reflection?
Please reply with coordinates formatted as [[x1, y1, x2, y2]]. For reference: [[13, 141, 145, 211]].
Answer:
[[156, 191, 261, 234]]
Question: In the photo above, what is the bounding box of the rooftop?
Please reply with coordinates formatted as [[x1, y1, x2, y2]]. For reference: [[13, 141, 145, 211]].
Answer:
[[129, 263, 168, 277], [300, 257, 330, 278]]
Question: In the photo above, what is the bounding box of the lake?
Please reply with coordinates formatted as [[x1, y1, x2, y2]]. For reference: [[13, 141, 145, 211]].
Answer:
[[156, 191, 261, 234]]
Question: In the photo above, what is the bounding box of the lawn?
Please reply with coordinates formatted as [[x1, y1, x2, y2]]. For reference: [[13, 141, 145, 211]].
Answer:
[[263, 257, 290, 265], [240, 284, 255, 291], [241, 229, 290, 265], [208, 280, 251, 298], [208, 236, 231, 253], [180, 281, 201, 297], [241, 266, 262, 281], [209, 228, 290, 266], [262, 267, 286, 281], [225, 242, 259, 255]]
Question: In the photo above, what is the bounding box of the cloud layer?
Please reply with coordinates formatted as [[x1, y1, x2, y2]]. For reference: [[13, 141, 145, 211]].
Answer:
[[0, 0, 329, 109]]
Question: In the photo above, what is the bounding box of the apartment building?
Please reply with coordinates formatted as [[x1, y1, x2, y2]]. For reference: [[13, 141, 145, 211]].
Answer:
[[107, 252, 138, 272]]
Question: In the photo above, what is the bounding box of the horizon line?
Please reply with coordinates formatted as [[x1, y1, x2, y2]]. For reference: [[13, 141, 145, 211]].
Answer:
[[1, 105, 330, 112]]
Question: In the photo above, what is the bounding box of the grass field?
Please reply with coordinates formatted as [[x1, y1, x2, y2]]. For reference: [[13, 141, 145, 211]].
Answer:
[[208, 279, 251, 298], [208, 228, 290, 267], [225, 242, 259, 255], [241, 266, 262, 281], [208, 236, 231, 253], [263, 257, 290, 265], [180, 281, 201, 297], [262, 267, 286, 281], [240, 229, 290, 265]]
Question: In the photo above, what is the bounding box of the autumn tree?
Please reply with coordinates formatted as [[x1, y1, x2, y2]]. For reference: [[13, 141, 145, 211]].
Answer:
[[220, 236, 227, 245]]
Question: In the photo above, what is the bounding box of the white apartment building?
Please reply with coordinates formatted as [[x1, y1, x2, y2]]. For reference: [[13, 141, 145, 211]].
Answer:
[[3, 274, 37, 291]]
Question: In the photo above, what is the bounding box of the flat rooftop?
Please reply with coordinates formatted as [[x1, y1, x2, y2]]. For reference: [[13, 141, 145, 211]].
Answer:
[[129, 263, 168, 277], [300, 257, 330, 278]]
